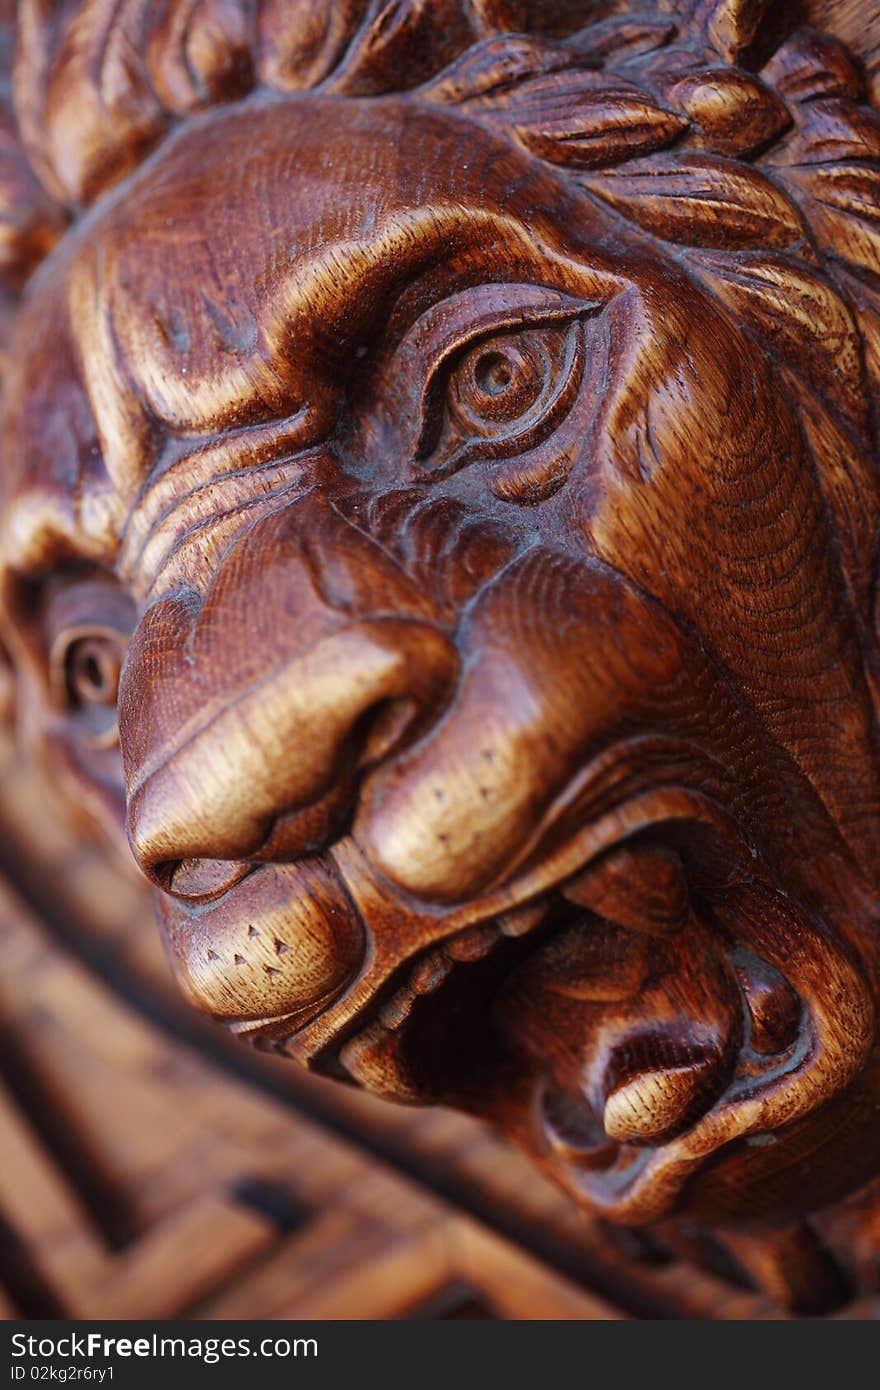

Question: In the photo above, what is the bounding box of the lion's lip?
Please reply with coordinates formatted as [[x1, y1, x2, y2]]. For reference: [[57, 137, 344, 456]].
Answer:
[[171, 771, 873, 1226], [221, 898, 544, 1050], [265, 781, 744, 1066], [317, 865, 738, 1120], [269, 787, 744, 1100], [158, 773, 729, 1057], [276, 821, 868, 1227], [533, 937, 873, 1227]]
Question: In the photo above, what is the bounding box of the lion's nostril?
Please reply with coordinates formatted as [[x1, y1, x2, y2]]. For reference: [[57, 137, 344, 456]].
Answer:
[[354, 696, 419, 770], [122, 615, 459, 879], [161, 857, 252, 902]]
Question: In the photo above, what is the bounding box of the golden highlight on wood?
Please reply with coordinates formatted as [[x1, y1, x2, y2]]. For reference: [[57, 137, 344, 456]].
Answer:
[[0, 0, 879, 1315]]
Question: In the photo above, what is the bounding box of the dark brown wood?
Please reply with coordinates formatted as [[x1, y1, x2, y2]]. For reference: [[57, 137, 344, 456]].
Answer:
[[0, 0, 879, 1316], [3, 732, 878, 1321]]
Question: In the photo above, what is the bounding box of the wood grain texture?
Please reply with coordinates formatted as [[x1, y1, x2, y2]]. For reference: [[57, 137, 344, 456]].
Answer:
[[0, 0, 878, 1316], [3, 739, 879, 1320], [0, 800, 624, 1320]]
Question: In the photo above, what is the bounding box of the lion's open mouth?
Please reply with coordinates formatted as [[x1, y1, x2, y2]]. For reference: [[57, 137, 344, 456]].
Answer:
[[330, 892, 568, 1102], [270, 818, 870, 1224], [316, 850, 779, 1118], [165, 774, 873, 1225]]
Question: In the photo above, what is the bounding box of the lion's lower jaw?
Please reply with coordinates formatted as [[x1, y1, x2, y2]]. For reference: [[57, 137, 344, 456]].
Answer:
[[321, 835, 875, 1227], [161, 781, 877, 1228], [527, 876, 875, 1226]]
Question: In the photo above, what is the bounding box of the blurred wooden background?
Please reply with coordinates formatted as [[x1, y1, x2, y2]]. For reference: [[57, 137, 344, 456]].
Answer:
[[0, 735, 876, 1320]]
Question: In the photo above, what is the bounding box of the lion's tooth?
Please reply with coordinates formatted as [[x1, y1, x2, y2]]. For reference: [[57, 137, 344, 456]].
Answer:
[[498, 901, 546, 937], [338, 1023, 426, 1103], [446, 922, 499, 961], [379, 988, 415, 1029], [411, 951, 454, 994]]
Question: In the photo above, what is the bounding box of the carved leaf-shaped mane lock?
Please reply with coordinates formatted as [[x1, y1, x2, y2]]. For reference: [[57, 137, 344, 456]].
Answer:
[[651, 64, 789, 156], [324, 0, 477, 95], [762, 26, 864, 103], [783, 161, 880, 279], [513, 86, 687, 169], [686, 251, 866, 427], [413, 34, 576, 106], [567, 15, 680, 65], [764, 60, 880, 282], [760, 28, 880, 407], [580, 152, 804, 249], [422, 35, 691, 168], [461, 72, 686, 168], [800, 0, 880, 106], [770, 99, 880, 169]]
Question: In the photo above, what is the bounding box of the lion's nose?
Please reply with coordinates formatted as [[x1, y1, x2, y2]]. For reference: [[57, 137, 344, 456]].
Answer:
[[123, 616, 459, 883]]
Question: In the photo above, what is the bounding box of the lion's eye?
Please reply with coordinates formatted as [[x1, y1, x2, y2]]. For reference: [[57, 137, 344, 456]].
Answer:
[[450, 337, 548, 427], [51, 623, 129, 748], [417, 318, 586, 486], [64, 634, 123, 709]]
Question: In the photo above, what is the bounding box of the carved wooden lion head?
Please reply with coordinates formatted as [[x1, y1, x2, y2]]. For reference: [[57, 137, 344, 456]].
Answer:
[[0, 0, 879, 1233]]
